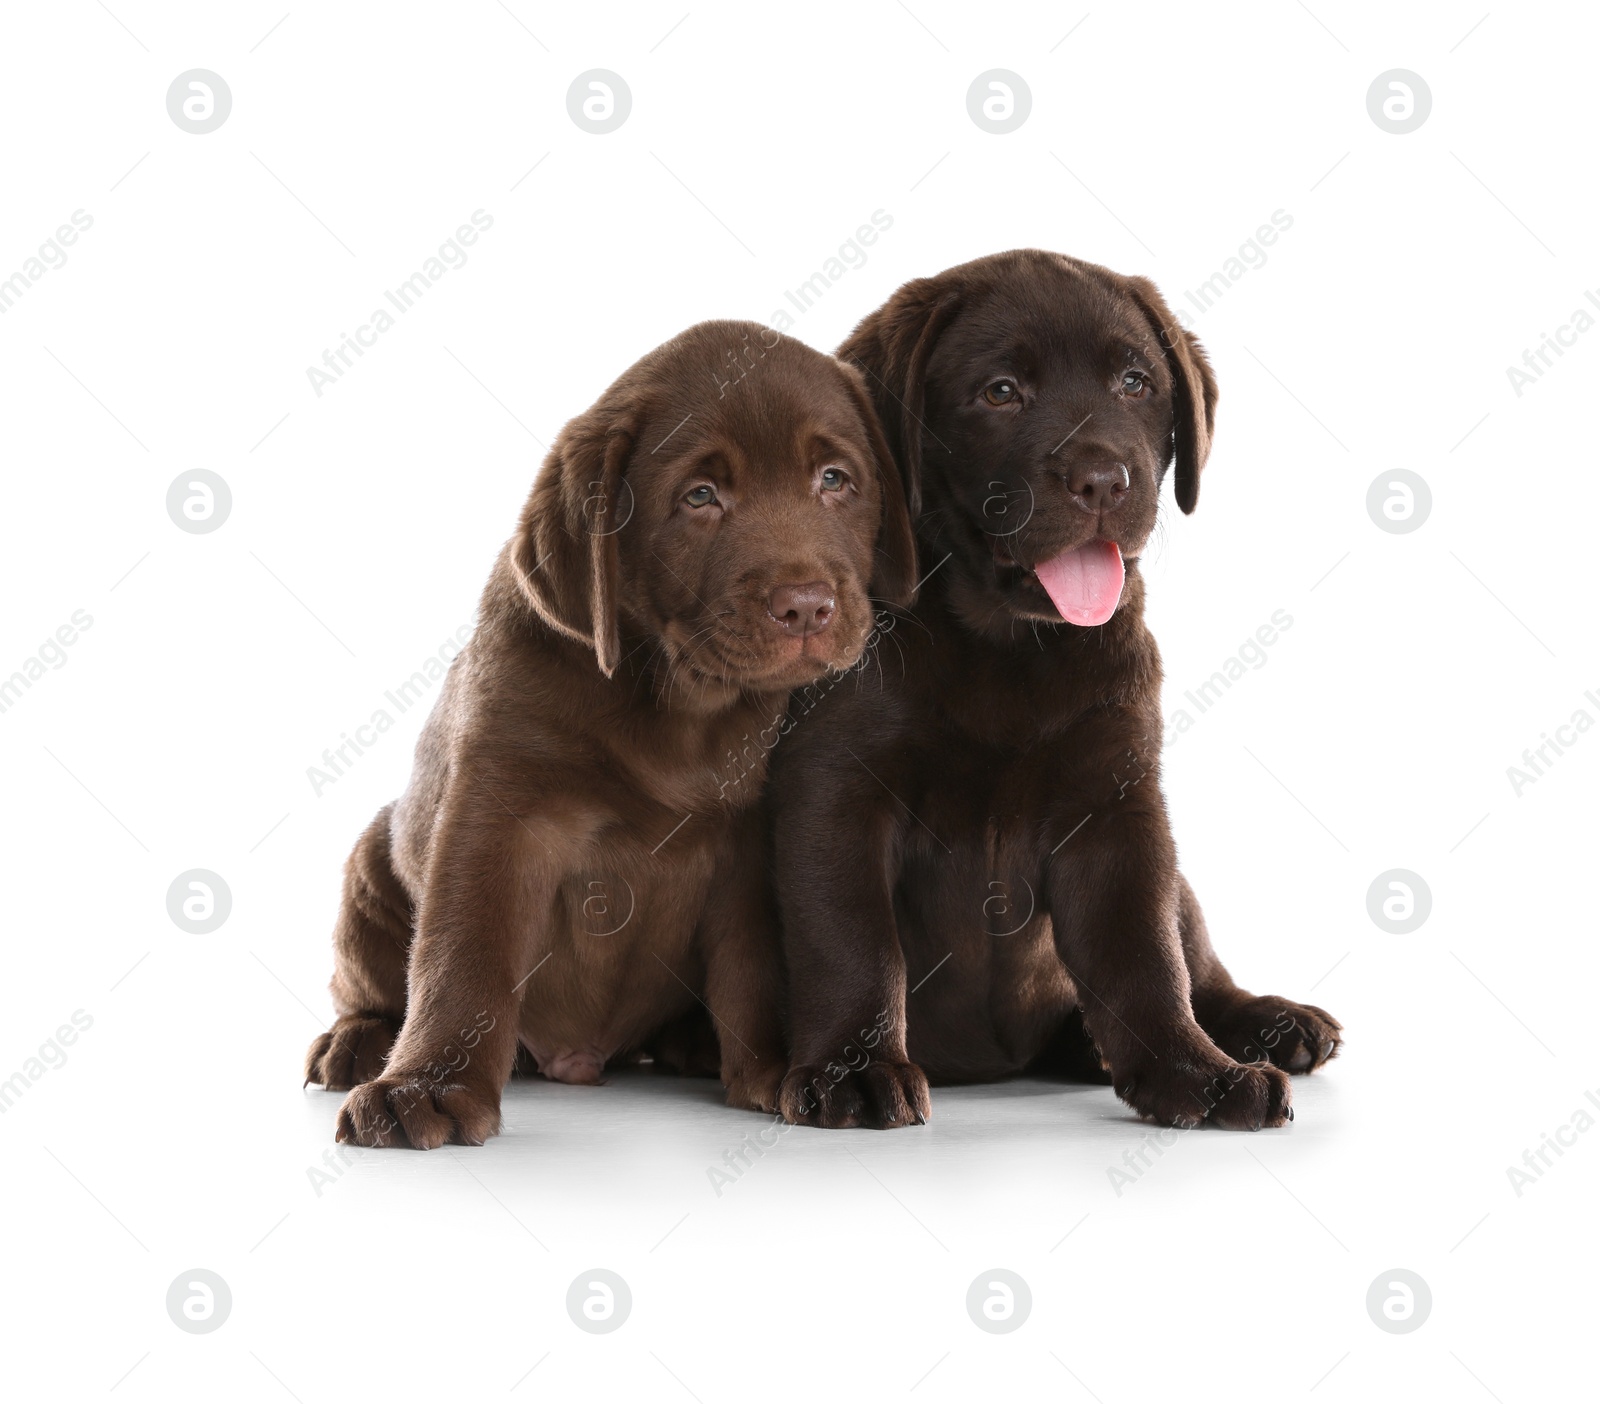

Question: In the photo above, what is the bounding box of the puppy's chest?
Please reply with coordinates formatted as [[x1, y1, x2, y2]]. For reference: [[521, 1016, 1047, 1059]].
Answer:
[[626, 703, 783, 815], [910, 741, 1040, 838], [550, 831, 719, 947], [906, 720, 1142, 853], [515, 832, 721, 1077], [933, 665, 1106, 747]]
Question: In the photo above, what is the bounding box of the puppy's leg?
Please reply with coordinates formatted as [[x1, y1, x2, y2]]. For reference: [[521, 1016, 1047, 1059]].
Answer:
[[336, 807, 560, 1149], [774, 774, 930, 1130], [1026, 1008, 1113, 1084], [698, 808, 788, 1114], [305, 805, 411, 1090], [1047, 806, 1291, 1131], [633, 1007, 722, 1078], [1178, 873, 1342, 1073]]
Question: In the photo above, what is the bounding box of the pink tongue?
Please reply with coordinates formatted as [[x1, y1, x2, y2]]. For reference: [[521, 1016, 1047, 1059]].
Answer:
[[1034, 540, 1125, 626]]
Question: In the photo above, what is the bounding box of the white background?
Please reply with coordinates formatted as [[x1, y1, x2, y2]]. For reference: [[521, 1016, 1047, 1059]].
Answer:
[[3, 2, 1596, 1399]]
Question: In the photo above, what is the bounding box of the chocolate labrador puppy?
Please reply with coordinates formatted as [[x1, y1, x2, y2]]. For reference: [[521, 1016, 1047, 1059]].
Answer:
[[771, 250, 1340, 1131], [305, 320, 914, 1147]]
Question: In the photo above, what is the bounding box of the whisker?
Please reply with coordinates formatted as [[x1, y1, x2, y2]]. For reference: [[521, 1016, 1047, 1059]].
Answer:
[[866, 597, 933, 641]]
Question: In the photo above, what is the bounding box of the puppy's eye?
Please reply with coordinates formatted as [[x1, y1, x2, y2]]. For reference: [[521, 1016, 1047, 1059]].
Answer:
[[982, 380, 1019, 407], [819, 466, 849, 492], [1120, 371, 1150, 398], [683, 484, 719, 508]]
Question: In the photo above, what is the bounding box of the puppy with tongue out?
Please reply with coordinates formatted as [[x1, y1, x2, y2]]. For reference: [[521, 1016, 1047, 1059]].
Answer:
[[770, 250, 1341, 1134], [1034, 538, 1126, 626]]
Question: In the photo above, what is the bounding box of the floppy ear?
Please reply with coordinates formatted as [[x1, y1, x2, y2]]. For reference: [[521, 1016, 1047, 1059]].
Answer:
[[838, 279, 964, 521], [1126, 276, 1218, 515], [836, 360, 918, 607], [510, 411, 636, 676]]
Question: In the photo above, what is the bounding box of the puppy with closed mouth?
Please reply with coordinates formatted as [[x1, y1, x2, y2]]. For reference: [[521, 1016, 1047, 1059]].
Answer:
[[305, 320, 915, 1147], [770, 250, 1341, 1131]]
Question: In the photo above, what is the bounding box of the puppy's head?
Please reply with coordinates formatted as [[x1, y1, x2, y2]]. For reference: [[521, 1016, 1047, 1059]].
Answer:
[[841, 249, 1216, 631], [512, 321, 915, 696]]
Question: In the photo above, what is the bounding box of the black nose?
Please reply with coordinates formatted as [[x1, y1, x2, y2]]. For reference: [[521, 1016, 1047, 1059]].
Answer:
[[1065, 462, 1131, 514], [767, 581, 835, 636]]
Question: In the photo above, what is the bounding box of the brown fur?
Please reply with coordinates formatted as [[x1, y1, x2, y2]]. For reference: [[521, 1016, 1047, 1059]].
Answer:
[[305, 320, 915, 1147], [769, 251, 1341, 1131]]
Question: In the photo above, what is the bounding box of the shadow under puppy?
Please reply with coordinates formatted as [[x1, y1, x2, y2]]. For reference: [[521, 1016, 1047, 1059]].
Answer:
[[304, 320, 915, 1148], [770, 250, 1340, 1131]]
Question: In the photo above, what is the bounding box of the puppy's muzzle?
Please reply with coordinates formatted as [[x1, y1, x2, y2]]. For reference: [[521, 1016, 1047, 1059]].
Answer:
[[766, 581, 836, 638], [1053, 459, 1131, 516]]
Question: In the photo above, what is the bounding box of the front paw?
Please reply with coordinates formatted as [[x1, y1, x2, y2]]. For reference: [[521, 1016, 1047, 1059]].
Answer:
[[336, 1073, 501, 1149], [778, 1061, 931, 1129], [1205, 996, 1342, 1074], [305, 1014, 398, 1090], [1115, 1050, 1292, 1131]]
